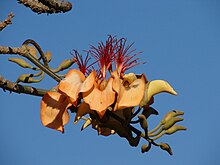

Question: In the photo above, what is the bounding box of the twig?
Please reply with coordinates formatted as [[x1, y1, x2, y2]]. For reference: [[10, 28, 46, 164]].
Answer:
[[0, 75, 48, 96], [0, 13, 15, 31], [39, 0, 72, 12], [18, 0, 72, 14]]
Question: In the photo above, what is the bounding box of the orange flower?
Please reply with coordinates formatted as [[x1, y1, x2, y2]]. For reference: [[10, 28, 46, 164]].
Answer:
[[40, 35, 150, 133]]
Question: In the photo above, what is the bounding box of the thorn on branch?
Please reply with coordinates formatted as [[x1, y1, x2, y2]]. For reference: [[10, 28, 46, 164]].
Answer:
[[0, 13, 15, 31]]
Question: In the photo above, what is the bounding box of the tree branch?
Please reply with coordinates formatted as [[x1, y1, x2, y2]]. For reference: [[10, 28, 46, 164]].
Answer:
[[0, 75, 48, 97], [0, 13, 15, 31], [18, 0, 72, 14]]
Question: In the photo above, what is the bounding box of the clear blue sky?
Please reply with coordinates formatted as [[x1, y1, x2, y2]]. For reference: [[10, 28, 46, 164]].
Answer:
[[0, 0, 220, 164]]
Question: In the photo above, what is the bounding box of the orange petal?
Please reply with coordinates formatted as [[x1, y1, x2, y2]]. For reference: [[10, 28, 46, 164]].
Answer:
[[117, 76, 145, 110], [58, 69, 85, 102], [80, 70, 96, 93], [83, 78, 115, 118], [40, 92, 71, 133]]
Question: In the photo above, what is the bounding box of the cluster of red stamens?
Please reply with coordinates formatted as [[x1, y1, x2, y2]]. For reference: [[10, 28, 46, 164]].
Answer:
[[72, 35, 144, 79]]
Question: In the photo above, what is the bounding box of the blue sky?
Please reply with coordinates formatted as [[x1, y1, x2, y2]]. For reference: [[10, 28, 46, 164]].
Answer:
[[0, 0, 220, 164]]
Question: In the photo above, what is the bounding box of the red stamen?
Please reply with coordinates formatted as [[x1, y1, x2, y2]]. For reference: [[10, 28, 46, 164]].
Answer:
[[88, 35, 118, 78], [71, 50, 95, 75], [115, 38, 145, 75]]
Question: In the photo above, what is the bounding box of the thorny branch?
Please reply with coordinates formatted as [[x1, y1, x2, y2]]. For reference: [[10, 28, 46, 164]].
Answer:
[[0, 13, 15, 31], [18, 0, 72, 14]]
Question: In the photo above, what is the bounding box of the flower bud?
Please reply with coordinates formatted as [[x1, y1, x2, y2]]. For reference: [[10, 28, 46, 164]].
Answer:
[[8, 58, 33, 69], [45, 51, 52, 63], [17, 73, 43, 83], [159, 143, 173, 155], [161, 110, 184, 124], [141, 144, 151, 153], [162, 117, 183, 130], [59, 58, 75, 71], [165, 125, 187, 135], [138, 114, 148, 130]]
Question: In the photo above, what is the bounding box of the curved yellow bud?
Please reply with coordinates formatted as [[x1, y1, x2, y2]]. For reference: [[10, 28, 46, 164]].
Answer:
[[147, 80, 177, 102]]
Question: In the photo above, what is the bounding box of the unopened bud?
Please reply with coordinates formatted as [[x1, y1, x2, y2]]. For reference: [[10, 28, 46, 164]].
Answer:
[[138, 114, 148, 130], [45, 51, 52, 63], [60, 58, 75, 71], [8, 58, 33, 69], [161, 110, 184, 124], [159, 143, 173, 155], [17, 73, 43, 83], [162, 117, 183, 130], [141, 144, 151, 153], [165, 125, 187, 135]]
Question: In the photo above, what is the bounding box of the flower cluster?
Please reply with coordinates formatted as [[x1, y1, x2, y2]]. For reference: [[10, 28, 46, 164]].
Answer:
[[40, 35, 177, 137]]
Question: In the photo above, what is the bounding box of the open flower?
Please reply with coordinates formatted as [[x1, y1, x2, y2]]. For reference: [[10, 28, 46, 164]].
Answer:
[[40, 35, 178, 137]]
